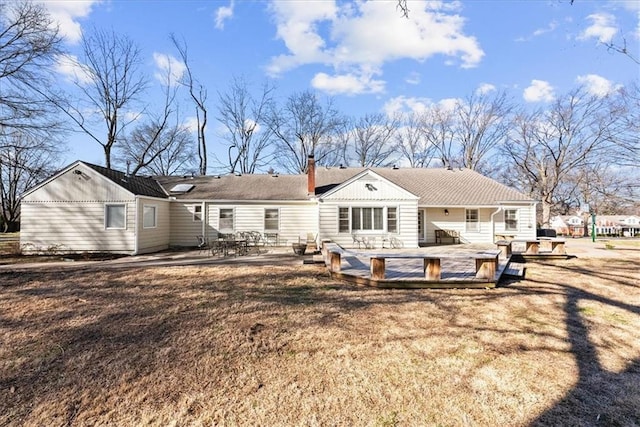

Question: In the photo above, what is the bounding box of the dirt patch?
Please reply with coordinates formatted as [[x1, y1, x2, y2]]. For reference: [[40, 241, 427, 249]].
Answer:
[[1, 259, 638, 426]]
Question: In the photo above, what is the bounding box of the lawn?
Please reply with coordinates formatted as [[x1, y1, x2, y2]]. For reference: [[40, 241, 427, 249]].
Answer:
[[1, 256, 639, 426]]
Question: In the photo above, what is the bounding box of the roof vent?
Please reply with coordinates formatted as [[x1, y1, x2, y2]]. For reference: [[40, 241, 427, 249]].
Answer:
[[271, 174, 278, 177], [392, 165, 399, 170], [214, 175, 221, 179], [339, 164, 346, 169], [235, 172, 242, 176]]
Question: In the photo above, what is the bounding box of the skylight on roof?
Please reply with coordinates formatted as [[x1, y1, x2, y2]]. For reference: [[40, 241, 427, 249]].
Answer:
[[169, 183, 194, 193]]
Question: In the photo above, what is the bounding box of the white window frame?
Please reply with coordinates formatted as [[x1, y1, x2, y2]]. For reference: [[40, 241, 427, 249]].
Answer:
[[193, 204, 203, 222], [339, 206, 397, 233], [264, 208, 280, 232], [219, 208, 234, 233], [465, 208, 479, 232], [143, 204, 157, 229], [387, 207, 398, 234], [504, 209, 518, 232], [105, 204, 126, 230]]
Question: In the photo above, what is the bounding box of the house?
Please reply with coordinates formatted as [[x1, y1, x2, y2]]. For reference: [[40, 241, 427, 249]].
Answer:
[[550, 215, 586, 237], [589, 215, 640, 237], [20, 157, 537, 254]]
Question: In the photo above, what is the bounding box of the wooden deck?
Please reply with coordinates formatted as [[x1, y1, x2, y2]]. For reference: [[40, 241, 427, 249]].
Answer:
[[321, 243, 513, 289]]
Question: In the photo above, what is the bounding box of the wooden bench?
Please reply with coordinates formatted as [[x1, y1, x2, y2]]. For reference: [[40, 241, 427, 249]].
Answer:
[[435, 229, 460, 244]]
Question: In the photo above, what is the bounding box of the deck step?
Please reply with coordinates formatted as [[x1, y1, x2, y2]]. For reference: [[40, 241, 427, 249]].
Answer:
[[503, 262, 526, 278]]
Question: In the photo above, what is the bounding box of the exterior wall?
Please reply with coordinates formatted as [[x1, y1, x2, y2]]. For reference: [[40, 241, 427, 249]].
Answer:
[[423, 204, 536, 244], [319, 200, 418, 248], [20, 201, 136, 253], [171, 201, 317, 247], [137, 197, 171, 254], [169, 202, 205, 247], [492, 204, 537, 240], [20, 164, 137, 253], [318, 172, 420, 248]]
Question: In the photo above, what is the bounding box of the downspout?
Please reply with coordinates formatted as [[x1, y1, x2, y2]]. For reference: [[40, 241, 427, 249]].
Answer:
[[490, 206, 503, 243], [201, 201, 206, 240], [133, 196, 139, 255]]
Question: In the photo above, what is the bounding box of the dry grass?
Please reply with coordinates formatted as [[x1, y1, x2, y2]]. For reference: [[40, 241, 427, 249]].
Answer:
[[1, 256, 639, 426]]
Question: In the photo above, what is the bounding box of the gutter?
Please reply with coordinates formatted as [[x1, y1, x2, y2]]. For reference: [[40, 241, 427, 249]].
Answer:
[[490, 206, 503, 242]]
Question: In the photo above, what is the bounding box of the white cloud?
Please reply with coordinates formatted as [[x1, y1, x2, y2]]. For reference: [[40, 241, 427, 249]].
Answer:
[[578, 13, 618, 43], [215, 1, 234, 30], [405, 72, 421, 85], [54, 54, 93, 85], [516, 20, 558, 42], [576, 74, 620, 97], [152, 53, 186, 86], [311, 71, 385, 95], [523, 80, 555, 103], [42, 1, 102, 44], [266, 0, 483, 95], [476, 83, 496, 95], [184, 116, 200, 133], [383, 96, 432, 116]]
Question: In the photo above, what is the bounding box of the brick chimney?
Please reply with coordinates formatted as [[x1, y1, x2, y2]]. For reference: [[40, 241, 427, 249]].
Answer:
[[307, 154, 315, 194]]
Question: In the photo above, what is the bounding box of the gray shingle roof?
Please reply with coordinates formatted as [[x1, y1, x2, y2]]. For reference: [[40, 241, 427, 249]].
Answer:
[[315, 167, 533, 206], [155, 173, 309, 201], [84, 161, 532, 206]]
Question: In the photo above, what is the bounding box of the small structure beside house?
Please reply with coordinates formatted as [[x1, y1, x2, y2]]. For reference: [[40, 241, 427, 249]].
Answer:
[[20, 157, 537, 255]]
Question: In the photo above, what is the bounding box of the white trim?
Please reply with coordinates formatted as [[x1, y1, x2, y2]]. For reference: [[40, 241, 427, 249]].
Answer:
[[105, 203, 127, 230], [320, 169, 419, 201], [142, 204, 158, 229]]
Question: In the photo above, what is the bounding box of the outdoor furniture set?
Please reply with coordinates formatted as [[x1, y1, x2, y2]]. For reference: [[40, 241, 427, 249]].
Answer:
[[196, 231, 281, 257]]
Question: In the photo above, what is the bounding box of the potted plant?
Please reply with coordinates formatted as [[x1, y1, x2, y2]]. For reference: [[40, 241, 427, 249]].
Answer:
[[292, 236, 307, 255]]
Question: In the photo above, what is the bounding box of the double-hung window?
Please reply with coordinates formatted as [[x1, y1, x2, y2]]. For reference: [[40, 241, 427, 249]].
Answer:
[[105, 204, 126, 229], [193, 205, 203, 222], [465, 209, 479, 232], [219, 208, 234, 232], [143, 205, 157, 229], [264, 208, 279, 231], [504, 209, 518, 231]]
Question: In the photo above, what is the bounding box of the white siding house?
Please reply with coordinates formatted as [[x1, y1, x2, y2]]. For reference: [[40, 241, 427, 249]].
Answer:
[[20, 157, 537, 254]]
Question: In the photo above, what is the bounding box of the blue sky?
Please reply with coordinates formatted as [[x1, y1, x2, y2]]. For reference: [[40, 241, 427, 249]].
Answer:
[[42, 0, 640, 171]]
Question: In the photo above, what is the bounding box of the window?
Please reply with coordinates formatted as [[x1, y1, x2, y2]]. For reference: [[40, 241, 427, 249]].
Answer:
[[466, 209, 479, 232], [387, 207, 398, 233], [504, 209, 518, 231], [343, 207, 393, 232], [193, 205, 203, 222], [219, 208, 233, 232], [105, 204, 126, 229], [339, 208, 349, 232], [143, 205, 157, 228], [264, 208, 279, 231]]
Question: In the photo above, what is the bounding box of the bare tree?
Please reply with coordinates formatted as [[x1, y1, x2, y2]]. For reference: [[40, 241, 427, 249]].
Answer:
[[0, 132, 59, 232], [60, 27, 147, 169], [115, 60, 195, 176], [0, 0, 64, 143], [501, 87, 622, 226], [216, 76, 275, 174], [346, 113, 400, 167], [171, 34, 208, 175], [268, 90, 345, 173], [421, 106, 458, 168], [454, 90, 513, 173], [395, 112, 436, 168]]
